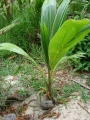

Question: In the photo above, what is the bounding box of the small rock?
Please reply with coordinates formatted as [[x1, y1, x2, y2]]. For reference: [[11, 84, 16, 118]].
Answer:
[[40, 100, 54, 110], [3, 113, 16, 120]]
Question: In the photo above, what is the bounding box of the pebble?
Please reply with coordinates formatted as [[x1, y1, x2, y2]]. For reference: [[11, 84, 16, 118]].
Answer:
[[3, 113, 16, 120], [40, 100, 54, 110]]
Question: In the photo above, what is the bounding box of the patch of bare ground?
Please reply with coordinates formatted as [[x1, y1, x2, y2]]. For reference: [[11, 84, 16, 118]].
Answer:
[[0, 67, 90, 120]]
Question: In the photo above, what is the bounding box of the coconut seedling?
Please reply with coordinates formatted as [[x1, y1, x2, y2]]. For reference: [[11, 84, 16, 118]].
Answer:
[[0, 0, 90, 102]]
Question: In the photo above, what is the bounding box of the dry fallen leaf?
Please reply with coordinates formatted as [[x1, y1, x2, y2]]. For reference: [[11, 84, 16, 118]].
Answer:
[[38, 110, 58, 120], [16, 103, 28, 116], [8, 55, 17, 60], [55, 112, 61, 118], [23, 114, 32, 120]]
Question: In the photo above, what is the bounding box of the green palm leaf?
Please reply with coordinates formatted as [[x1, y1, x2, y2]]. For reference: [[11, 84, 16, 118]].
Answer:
[[51, 0, 70, 38], [48, 19, 90, 70], [0, 43, 38, 67], [40, 0, 56, 65], [40, 0, 70, 66], [54, 53, 85, 71]]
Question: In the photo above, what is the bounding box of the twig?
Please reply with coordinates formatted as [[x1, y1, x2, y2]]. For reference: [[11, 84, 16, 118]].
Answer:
[[27, 99, 36, 105], [72, 79, 90, 91], [78, 102, 90, 115]]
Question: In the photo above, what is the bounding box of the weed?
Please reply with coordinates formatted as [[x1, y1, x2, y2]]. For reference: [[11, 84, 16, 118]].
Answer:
[[62, 83, 80, 97], [86, 75, 90, 86], [0, 58, 22, 77], [18, 62, 46, 91], [0, 78, 11, 107], [81, 90, 90, 102], [55, 82, 80, 104], [29, 44, 44, 64], [17, 89, 29, 98]]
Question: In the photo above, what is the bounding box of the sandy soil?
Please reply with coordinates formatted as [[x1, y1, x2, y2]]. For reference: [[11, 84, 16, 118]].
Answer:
[[0, 69, 90, 120], [10, 94, 90, 120]]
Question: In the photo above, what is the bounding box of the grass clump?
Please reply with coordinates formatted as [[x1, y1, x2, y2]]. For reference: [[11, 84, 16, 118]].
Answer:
[[86, 75, 90, 86], [62, 83, 80, 97], [81, 90, 90, 102], [0, 0, 40, 58]]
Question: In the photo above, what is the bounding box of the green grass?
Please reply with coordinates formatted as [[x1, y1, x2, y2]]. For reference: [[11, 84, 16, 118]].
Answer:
[[0, 49, 45, 107], [62, 83, 80, 97], [56, 82, 90, 104], [0, 0, 40, 58], [0, 45, 45, 90], [81, 90, 90, 102], [0, 54, 90, 107], [0, 59, 17, 76], [86, 76, 90, 86], [56, 83, 80, 102]]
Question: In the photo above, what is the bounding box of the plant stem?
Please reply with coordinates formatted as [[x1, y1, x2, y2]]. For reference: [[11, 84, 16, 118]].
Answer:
[[4, 0, 12, 20], [47, 68, 52, 99]]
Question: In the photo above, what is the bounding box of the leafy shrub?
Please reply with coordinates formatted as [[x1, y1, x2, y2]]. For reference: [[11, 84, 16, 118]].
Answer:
[[68, 34, 90, 72], [67, 0, 90, 72], [69, 0, 90, 18]]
